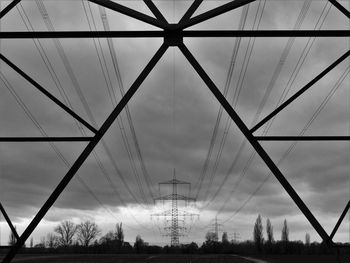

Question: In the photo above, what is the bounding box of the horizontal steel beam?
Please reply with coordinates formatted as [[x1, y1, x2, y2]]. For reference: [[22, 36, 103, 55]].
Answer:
[[256, 136, 350, 141], [1, 30, 350, 39], [0, 137, 93, 142]]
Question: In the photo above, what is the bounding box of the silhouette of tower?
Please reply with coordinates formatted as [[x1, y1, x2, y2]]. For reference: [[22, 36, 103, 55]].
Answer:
[[152, 170, 197, 246], [208, 217, 223, 242]]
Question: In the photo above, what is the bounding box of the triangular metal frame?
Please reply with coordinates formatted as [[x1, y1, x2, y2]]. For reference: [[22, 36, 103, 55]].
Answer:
[[0, 0, 349, 262]]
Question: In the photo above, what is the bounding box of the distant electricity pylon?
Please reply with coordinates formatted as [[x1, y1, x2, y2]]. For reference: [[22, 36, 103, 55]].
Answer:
[[152, 170, 198, 246], [208, 217, 224, 242]]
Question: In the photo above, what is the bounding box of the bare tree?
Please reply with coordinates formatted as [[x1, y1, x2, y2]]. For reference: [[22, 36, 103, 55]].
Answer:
[[305, 233, 310, 246], [8, 226, 17, 246], [134, 234, 144, 253], [46, 233, 58, 249], [253, 214, 264, 253], [266, 218, 274, 243], [205, 231, 217, 243], [54, 220, 77, 247], [77, 221, 101, 247], [281, 219, 289, 242], [115, 223, 124, 242], [222, 232, 229, 244]]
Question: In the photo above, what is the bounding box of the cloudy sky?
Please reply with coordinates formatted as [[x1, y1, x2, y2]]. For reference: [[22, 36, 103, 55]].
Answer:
[[0, 0, 349, 246]]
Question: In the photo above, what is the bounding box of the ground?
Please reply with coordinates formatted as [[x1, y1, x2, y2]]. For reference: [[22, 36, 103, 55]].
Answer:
[[0, 254, 349, 262]]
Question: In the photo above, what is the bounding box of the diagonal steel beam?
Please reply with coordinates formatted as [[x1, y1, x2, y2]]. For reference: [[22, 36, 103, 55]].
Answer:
[[329, 0, 350, 19], [178, 0, 256, 30], [0, 53, 98, 134], [0, 203, 19, 241], [178, 42, 332, 245], [0, 0, 21, 19], [251, 50, 350, 133], [88, 0, 169, 30], [330, 200, 350, 240], [143, 0, 167, 23], [179, 0, 204, 24], [2, 43, 168, 263]]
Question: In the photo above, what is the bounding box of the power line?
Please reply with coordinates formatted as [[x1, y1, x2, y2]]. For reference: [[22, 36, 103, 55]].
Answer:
[[221, 65, 350, 225], [81, 0, 149, 207], [32, 0, 147, 206], [10, 1, 152, 228], [203, 0, 323, 210]]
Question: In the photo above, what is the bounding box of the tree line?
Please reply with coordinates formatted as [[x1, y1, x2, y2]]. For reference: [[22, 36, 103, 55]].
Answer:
[[6, 216, 349, 255]]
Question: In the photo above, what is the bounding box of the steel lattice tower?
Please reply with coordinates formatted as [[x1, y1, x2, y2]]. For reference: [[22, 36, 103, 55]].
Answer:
[[152, 170, 197, 246], [0, 0, 350, 261]]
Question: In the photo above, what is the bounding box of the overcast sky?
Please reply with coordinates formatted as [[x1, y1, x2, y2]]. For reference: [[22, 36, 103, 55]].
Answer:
[[0, 0, 349, 246]]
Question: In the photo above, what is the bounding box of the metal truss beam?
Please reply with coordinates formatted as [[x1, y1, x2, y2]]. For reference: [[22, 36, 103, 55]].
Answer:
[[1, 30, 349, 39], [0, 0, 21, 19], [178, 42, 332, 245], [0, 203, 19, 241], [88, 0, 169, 30], [0, 54, 97, 134], [177, 0, 256, 30], [329, 0, 350, 19], [2, 43, 168, 263], [143, 0, 167, 23], [251, 50, 350, 133], [330, 201, 350, 240], [1, 1, 349, 261], [0, 137, 93, 142], [179, 0, 204, 23]]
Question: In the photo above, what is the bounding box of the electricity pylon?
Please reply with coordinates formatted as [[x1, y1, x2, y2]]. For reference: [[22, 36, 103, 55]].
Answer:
[[208, 217, 224, 242], [152, 170, 198, 246]]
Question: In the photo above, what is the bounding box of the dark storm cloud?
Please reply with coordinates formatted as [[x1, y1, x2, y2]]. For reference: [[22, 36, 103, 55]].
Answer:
[[0, 0, 349, 243]]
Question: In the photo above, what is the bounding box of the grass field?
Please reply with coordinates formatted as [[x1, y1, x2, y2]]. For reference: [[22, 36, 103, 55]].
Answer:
[[0, 254, 253, 263], [0, 254, 349, 263], [256, 254, 350, 263]]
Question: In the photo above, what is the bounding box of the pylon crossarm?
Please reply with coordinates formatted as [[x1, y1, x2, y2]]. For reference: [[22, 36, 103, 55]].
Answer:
[[155, 194, 195, 201], [329, 0, 350, 19], [251, 50, 350, 133], [2, 43, 168, 263], [0, 0, 21, 19], [0, 53, 98, 134], [177, 42, 332, 245], [330, 200, 350, 241], [0, 203, 19, 240], [88, 0, 169, 30]]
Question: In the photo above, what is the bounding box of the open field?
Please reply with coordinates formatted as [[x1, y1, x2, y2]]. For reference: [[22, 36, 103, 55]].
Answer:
[[255, 254, 350, 263], [0, 254, 350, 263], [0, 254, 252, 263]]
